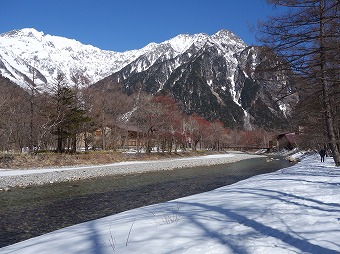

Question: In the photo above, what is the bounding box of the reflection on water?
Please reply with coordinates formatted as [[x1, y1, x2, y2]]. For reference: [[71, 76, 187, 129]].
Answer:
[[0, 156, 293, 247]]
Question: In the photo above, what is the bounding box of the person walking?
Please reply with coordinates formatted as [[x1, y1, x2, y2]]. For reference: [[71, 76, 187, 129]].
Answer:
[[319, 148, 326, 162]]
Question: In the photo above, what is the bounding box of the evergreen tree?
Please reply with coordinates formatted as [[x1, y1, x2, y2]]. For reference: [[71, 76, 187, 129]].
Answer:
[[50, 73, 91, 153]]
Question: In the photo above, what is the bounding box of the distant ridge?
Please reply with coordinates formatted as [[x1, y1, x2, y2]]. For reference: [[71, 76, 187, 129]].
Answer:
[[0, 28, 297, 129]]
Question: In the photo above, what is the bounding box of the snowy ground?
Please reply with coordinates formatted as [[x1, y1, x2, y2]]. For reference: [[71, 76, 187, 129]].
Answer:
[[1, 153, 340, 254]]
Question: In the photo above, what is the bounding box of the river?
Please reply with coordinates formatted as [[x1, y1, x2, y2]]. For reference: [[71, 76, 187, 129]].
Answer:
[[0, 156, 293, 247]]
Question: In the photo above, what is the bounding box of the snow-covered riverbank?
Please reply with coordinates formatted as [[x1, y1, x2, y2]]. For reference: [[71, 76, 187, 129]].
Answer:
[[0, 153, 262, 189], [1, 153, 339, 253]]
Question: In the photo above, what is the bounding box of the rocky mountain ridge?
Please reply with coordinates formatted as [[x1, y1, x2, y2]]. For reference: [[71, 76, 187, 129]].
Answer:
[[0, 28, 149, 89], [0, 28, 297, 130], [94, 31, 297, 129]]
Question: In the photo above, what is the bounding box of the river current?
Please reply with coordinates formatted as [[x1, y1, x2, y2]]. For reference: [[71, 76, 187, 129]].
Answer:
[[0, 156, 293, 247]]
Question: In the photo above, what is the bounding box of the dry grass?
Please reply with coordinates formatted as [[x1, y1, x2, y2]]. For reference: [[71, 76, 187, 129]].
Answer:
[[0, 150, 213, 169]]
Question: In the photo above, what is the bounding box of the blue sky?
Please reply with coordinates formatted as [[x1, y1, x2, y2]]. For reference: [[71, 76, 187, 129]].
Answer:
[[1, 0, 281, 52]]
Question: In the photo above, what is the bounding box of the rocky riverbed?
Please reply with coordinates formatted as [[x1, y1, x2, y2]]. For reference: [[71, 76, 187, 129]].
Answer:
[[0, 153, 262, 189], [1, 154, 294, 247]]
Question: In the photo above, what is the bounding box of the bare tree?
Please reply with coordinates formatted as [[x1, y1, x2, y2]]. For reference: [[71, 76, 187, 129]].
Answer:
[[258, 0, 340, 165], [183, 114, 211, 150], [130, 93, 162, 153], [27, 57, 40, 152], [0, 76, 31, 152], [86, 86, 134, 150], [207, 121, 226, 151]]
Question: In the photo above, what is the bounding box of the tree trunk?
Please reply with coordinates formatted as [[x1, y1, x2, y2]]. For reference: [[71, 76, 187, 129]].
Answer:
[[101, 126, 106, 150], [57, 128, 63, 153], [319, 0, 340, 165], [71, 135, 77, 153]]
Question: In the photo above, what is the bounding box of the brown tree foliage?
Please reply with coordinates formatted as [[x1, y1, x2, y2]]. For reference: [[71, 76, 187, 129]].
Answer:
[[0, 74, 278, 153]]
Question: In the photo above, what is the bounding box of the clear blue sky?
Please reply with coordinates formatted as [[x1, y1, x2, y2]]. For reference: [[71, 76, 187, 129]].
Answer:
[[0, 0, 281, 52]]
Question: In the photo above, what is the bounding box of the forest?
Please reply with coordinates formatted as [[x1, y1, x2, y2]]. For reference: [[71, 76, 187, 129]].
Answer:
[[0, 73, 275, 154]]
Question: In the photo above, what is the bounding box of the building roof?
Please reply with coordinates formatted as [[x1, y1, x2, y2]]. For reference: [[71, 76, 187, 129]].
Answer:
[[277, 133, 297, 143]]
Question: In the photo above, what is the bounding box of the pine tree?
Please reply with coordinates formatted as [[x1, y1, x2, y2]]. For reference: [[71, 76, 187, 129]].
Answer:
[[50, 73, 91, 153]]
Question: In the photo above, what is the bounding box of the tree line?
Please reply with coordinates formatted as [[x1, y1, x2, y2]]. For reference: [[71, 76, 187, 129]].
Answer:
[[0, 73, 274, 154], [258, 0, 340, 165]]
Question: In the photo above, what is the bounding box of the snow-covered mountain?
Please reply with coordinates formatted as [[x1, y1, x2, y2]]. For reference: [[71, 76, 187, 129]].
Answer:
[[95, 30, 297, 129], [0, 28, 297, 130], [0, 28, 153, 89], [0, 28, 242, 90]]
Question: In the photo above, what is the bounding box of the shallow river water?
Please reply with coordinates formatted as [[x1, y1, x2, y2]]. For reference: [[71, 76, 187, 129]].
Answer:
[[0, 156, 293, 247]]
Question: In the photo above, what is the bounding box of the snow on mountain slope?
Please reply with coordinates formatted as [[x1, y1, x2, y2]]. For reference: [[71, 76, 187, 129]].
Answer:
[[0, 28, 247, 91], [103, 29, 247, 93], [94, 30, 297, 130], [0, 28, 296, 130], [0, 28, 148, 89], [165, 33, 208, 53]]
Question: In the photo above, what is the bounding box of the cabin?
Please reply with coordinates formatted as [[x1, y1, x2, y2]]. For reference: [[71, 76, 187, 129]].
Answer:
[[114, 123, 145, 149], [276, 133, 298, 150], [77, 123, 145, 151]]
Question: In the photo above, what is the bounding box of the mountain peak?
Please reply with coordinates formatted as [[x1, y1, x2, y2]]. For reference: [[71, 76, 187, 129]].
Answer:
[[1, 28, 44, 40], [164, 32, 208, 53], [0, 28, 131, 89], [162, 30, 247, 55], [1, 28, 44, 38], [213, 29, 234, 37], [1, 28, 96, 51], [211, 29, 246, 46]]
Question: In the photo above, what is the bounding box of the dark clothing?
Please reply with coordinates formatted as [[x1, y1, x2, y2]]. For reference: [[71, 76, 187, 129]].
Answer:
[[319, 149, 326, 162]]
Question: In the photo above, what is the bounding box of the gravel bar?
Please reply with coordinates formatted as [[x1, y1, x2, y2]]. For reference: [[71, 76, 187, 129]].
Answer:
[[0, 153, 262, 189]]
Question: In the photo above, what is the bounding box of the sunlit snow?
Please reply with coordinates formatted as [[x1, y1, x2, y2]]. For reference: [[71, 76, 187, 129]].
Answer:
[[1, 153, 339, 254]]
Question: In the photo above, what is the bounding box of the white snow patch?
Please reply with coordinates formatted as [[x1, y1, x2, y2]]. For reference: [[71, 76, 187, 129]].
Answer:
[[1, 154, 340, 253]]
